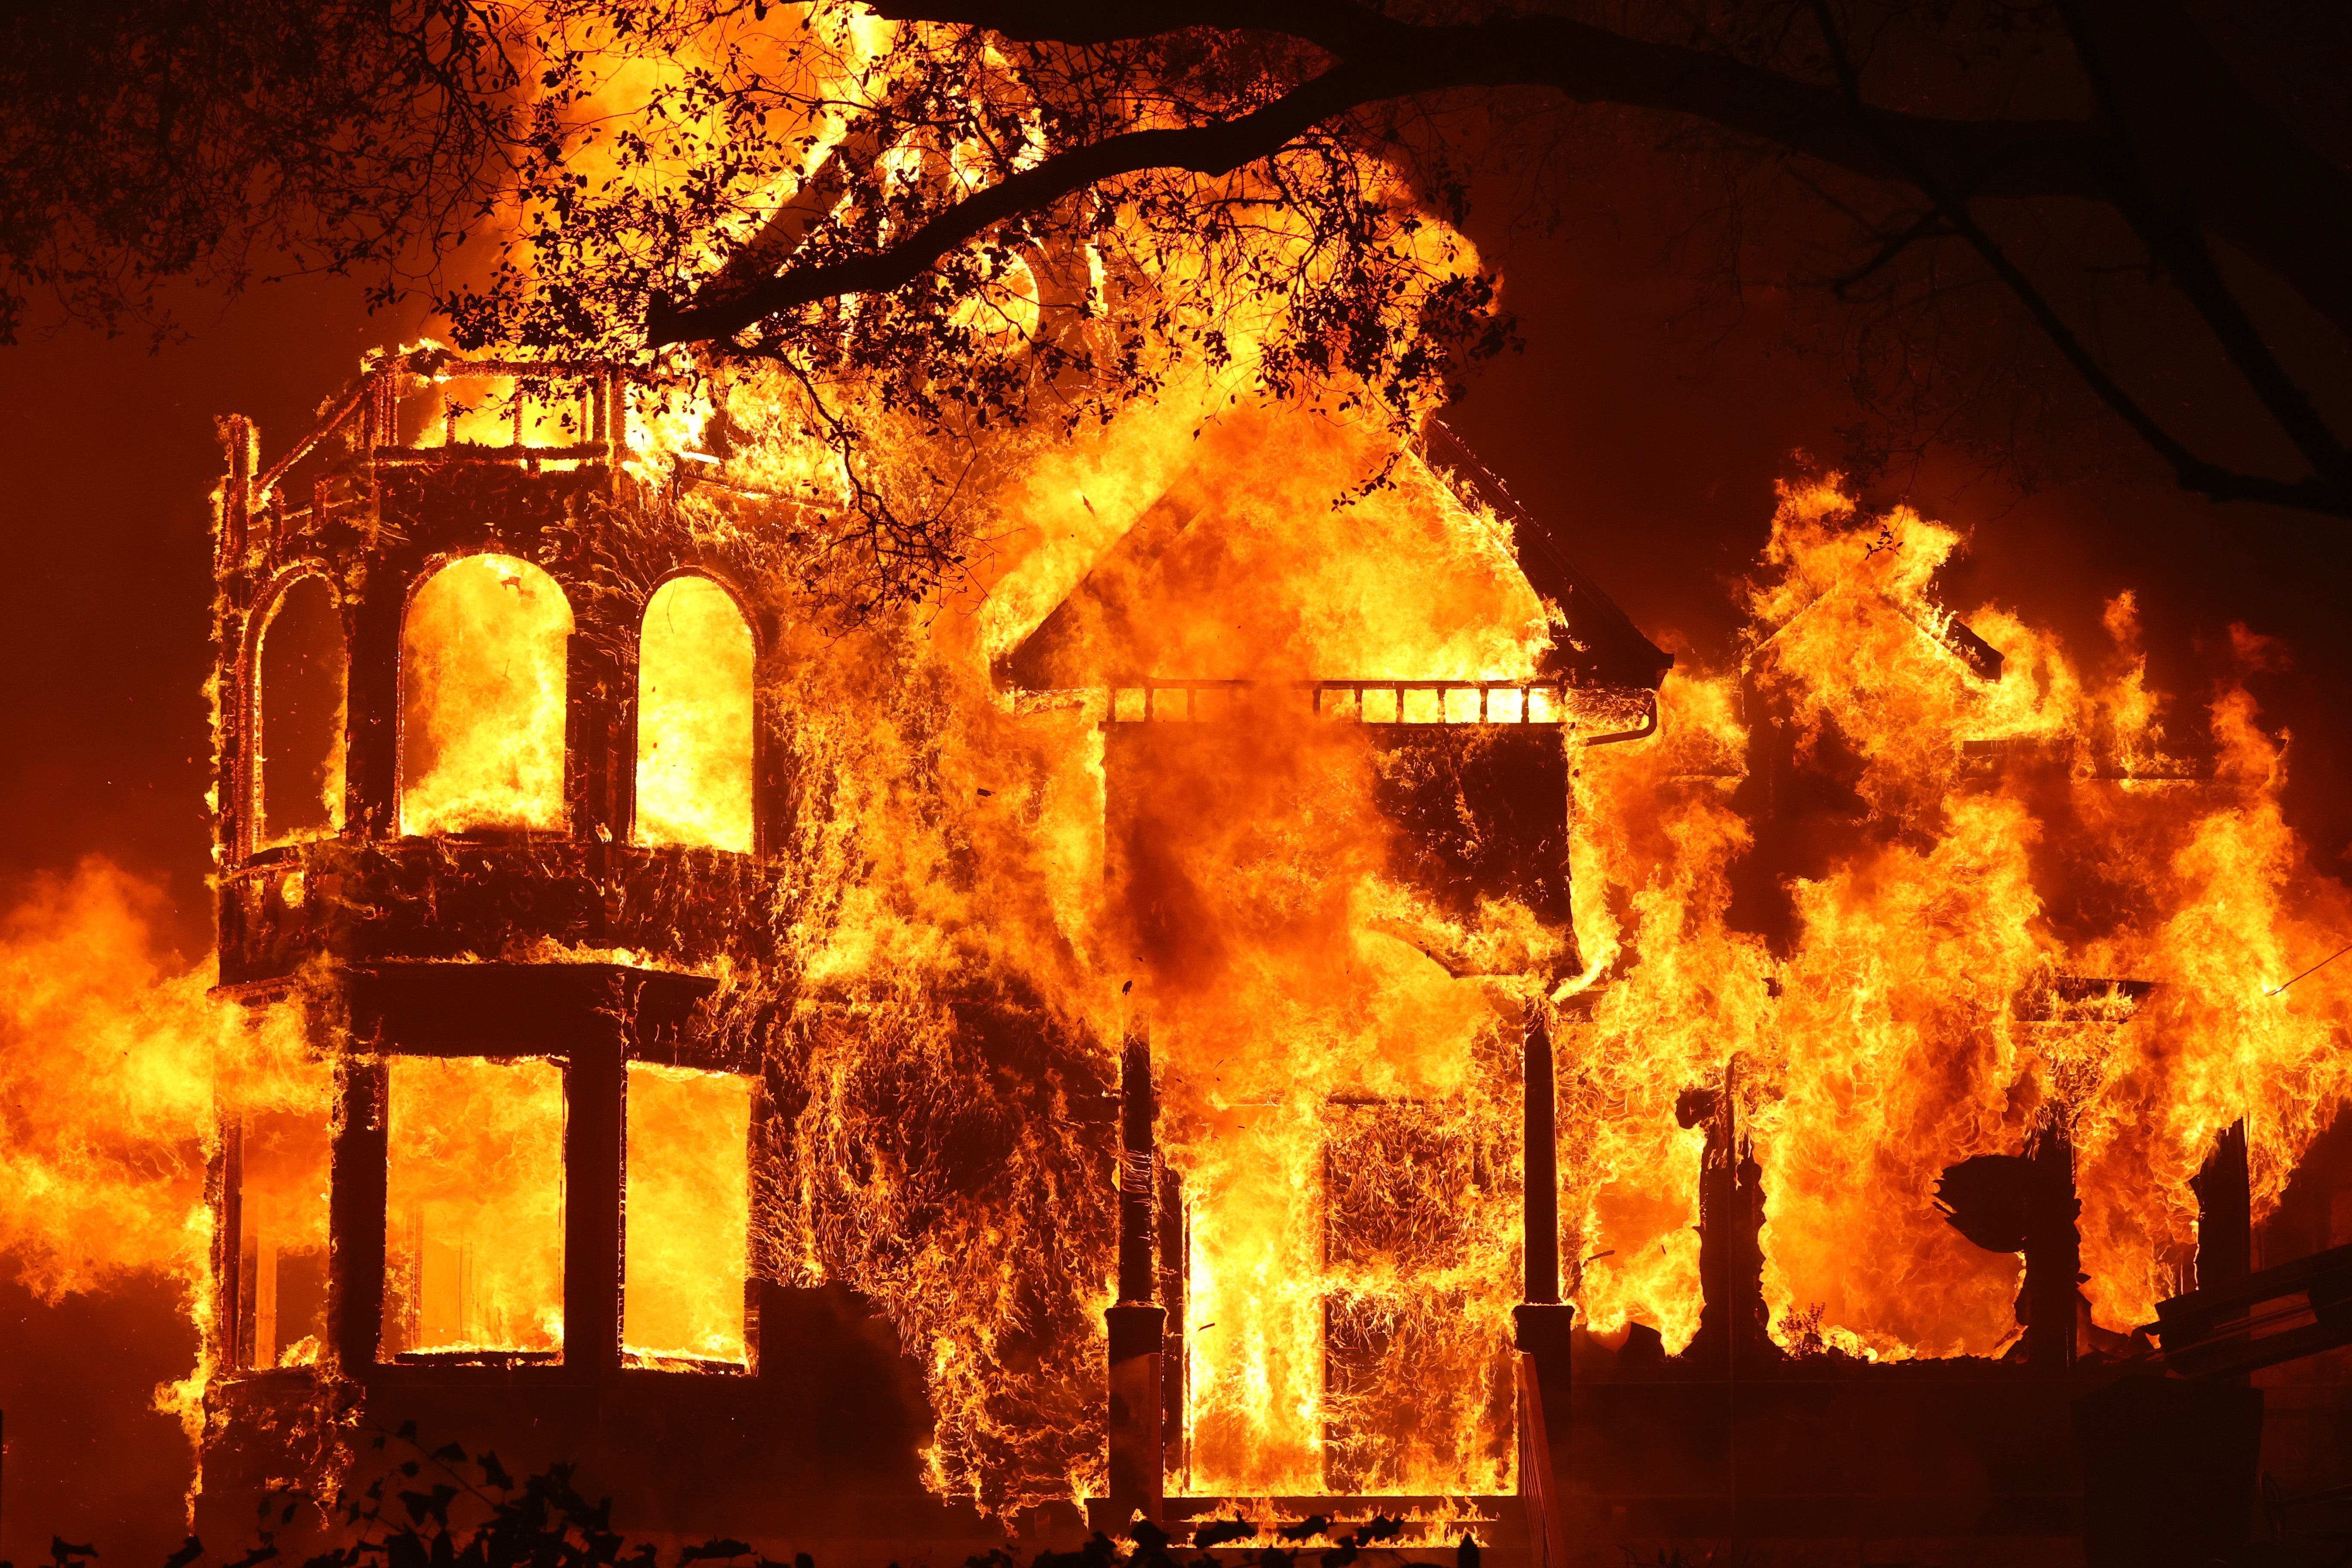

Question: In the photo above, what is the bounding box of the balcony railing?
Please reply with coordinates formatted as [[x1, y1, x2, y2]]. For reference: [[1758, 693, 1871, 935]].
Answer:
[[1103, 679, 1659, 743], [1108, 678, 1563, 725]]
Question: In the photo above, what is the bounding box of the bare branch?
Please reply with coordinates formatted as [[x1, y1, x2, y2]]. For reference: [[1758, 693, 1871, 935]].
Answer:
[[1807, 0, 2352, 519], [856, 1, 2352, 344], [657, 6, 2136, 349], [2052, 0, 2352, 491], [652, 56, 1406, 345]]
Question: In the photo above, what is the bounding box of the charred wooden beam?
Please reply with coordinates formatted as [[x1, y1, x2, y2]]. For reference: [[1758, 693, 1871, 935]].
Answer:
[[2157, 1235, 2352, 1380], [565, 1027, 626, 1381], [2021, 1121, 2082, 1372], [1105, 1032, 1164, 1522], [217, 1115, 245, 1372], [1679, 1067, 1769, 1365], [1733, 1132, 1765, 1352], [1157, 1161, 1188, 1484], [344, 564, 401, 836], [1935, 1118, 2082, 1370], [2192, 1118, 2253, 1292], [1513, 1004, 1573, 1566], [567, 616, 631, 852], [328, 1059, 389, 1372], [1118, 1035, 1156, 1305], [1523, 1003, 1559, 1306]]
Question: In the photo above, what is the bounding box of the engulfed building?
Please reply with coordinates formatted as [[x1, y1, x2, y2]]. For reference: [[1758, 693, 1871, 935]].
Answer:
[[200, 348, 1666, 1558], [204, 354, 962, 1551], [203, 348, 2340, 1567]]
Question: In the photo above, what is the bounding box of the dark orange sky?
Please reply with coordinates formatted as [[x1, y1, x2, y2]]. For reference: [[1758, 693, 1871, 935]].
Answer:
[[0, 281, 424, 955]]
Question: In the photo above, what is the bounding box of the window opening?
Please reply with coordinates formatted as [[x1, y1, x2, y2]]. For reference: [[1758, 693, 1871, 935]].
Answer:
[[634, 577, 754, 853], [254, 576, 347, 846], [381, 1056, 566, 1360], [622, 1062, 751, 1368], [399, 555, 572, 836], [1319, 1102, 1504, 1493], [235, 1091, 333, 1369]]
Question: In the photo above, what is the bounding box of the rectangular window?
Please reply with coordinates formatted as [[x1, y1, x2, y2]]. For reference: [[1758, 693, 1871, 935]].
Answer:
[[382, 1057, 566, 1361], [623, 1063, 751, 1368], [236, 1097, 332, 1370]]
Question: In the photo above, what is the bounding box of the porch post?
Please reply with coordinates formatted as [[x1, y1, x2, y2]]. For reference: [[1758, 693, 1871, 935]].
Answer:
[[1515, 1002, 1573, 1566], [1105, 1032, 1165, 1523]]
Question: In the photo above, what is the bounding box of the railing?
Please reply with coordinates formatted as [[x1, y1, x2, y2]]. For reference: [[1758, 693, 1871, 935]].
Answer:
[[248, 353, 627, 512], [1108, 678, 1567, 725], [1103, 678, 1660, 741], [219, 353, 632, 569]]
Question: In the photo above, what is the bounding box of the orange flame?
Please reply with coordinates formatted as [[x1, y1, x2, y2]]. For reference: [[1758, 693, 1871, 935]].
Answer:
[[623, 1062, 753, 1366], [383, 1056, 568, 1358], [1570, 482, 2352, 1358], [0, 858, 314, 1467], [400, 554, 573, 837]]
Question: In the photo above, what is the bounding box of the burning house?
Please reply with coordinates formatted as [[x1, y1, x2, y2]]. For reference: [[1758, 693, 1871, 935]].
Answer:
[[197, 346, 1672, 1559], [9, 0, 2352, 1562], [194, 346, 2352, 1568]]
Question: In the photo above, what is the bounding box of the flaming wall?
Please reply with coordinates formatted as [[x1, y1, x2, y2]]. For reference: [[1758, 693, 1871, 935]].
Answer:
[[187, 346, 2352, 1564], [201, 352, 976, 1552]]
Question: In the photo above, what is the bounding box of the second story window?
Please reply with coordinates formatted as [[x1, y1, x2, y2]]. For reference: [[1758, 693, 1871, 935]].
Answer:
[[253, 575, 346, 847], [634, 576, 753, 853], [399, 554, 572, 836]]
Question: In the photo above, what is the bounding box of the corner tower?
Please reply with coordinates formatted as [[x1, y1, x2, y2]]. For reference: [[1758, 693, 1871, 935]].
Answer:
[[200, 348, 854, 1538]]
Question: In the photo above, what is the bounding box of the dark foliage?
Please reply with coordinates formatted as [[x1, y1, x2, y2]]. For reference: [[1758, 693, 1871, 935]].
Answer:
[[8, 0, 2350, 590], [0, 1, 524, 346], [4, 1441, 1464, 1568]]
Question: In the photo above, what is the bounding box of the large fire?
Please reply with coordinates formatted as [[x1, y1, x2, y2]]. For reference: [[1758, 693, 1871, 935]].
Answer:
[[1565, 483, 2352, 1361], [3, 17, 2349, 1545], [382, 1056, 567, 1360], [7, 382, 2351, 1544]]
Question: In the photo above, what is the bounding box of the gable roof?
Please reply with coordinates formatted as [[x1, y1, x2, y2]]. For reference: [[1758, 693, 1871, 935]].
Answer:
[[1417, 421, 1673, 691], [997, 420, 1670, 693]]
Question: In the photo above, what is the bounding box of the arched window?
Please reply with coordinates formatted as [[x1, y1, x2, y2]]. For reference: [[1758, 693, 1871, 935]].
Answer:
[[634, 576, 754, 853], [253, 575, 347, 847], [400, 555, 572, 837]]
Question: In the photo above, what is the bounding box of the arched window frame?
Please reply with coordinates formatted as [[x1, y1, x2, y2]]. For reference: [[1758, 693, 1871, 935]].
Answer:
[[628, 568, 765, 858], [239, 564, 347, 864], [394, 551, 579, 841]]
